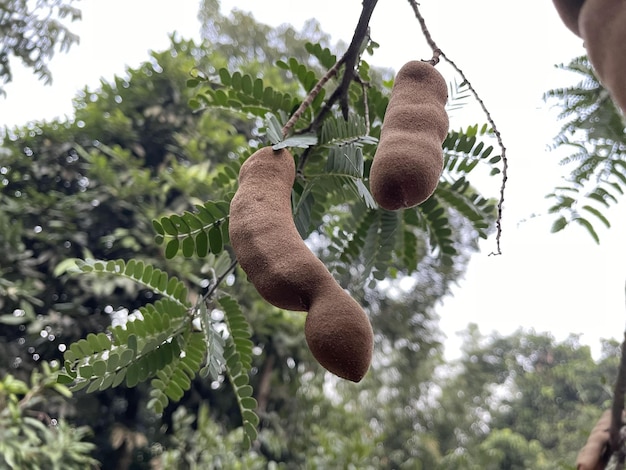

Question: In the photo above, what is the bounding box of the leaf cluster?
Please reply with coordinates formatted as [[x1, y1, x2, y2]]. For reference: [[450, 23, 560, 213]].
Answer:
[[57, 257, 259, 448], [0, 363, 99, 469], [0, 0, 81, 95], [544, 55, 626, 243], [153, 199, 231, 260]]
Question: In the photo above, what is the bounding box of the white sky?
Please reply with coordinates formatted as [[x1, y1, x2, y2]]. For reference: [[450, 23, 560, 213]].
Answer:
[[1, 0, 624, 360]]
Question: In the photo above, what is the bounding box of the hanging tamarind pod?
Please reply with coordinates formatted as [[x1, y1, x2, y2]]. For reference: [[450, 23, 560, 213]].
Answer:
[[229, 147, 373, 382], [369, 60, 449, 211]]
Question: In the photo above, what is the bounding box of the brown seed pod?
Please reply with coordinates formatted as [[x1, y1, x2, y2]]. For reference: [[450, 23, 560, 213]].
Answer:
[[228, 146, 373, 382], [552, 0, 586, 36], [575, 410, 611, 470], [369, 60, 449, 211], [579, 0, 626, 114]]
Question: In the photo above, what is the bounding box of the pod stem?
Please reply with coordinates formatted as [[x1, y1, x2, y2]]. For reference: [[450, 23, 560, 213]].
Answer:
[[407, 0, 508, 255]]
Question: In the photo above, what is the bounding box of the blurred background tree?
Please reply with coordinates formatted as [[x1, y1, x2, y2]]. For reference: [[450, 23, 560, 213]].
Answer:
[[0, 0, 81, 96], [0, 1, 621, 469]]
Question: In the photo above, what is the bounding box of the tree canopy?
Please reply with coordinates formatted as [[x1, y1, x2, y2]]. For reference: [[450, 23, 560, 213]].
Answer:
[[1, 1, 624, 468]]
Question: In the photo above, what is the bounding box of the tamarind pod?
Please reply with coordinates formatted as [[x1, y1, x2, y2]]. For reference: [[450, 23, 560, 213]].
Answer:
[[229, 147, 329, 311], [575, 410, 611, 470], [229, 146, 374, 382], [579, 0, 626, 114], [369, 61, 449, 211], [552, 0, 586, 36]]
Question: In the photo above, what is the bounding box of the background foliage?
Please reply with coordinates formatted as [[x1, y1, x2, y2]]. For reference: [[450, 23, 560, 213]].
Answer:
[[0, 1, 622, 468], [0, 0, 81, 95], [545, 55, 626, 243]]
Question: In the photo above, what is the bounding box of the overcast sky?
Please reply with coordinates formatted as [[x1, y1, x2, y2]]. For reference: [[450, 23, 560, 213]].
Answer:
[[2, 0, 624, 359]]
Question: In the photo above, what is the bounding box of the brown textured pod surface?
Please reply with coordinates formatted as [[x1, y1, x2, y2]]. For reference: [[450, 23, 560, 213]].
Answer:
[[369, 60, 449, 211], [575, 410, 611, 470], [552, 0, 585, 36], [229, 146, 374, 382], [579, 0, 626, 114], [304, 287, 374, 382]]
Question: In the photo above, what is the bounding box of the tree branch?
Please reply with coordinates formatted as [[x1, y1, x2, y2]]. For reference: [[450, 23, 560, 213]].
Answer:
[[199, 257, 239, 307], [281, 0, 379, 141], [331, 0, 379, 120]]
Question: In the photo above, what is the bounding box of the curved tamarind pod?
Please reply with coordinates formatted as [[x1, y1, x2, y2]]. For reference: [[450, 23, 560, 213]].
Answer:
[[369, 60, 449, 211], [552, 0, 585, 36], [579, 0, 626, 114], [229, 146, 373, 382], [229, 147, 325, 312]]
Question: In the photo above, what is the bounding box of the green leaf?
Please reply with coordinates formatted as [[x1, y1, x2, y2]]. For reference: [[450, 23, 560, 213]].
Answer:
[[243, 409, 260, 427], [0, 314, 30, 325], [241, 73, 253, 94], [253, 77, 264, 99], [78, 365, 93, 379], [182, 211, 204, 231], [218, 68, 231, 86], [152, 219, 164, 235], [265, 113, 283, 144], [165, 238, 179, 259], [57, 374, 74, 385], [208, 225, 223, 254], [574, 217, 600, 243], [160, 217, 178, 236], [273, 134, 317, 150], [92, 360, 107, 377], [112, 369, 126, 388], [581, 205, 611, 228], [86, 377, 104, 394], [238, 384, 253, 398], [196, 230, 209, 257], [86, 333, 101, 352], [182, 236, 195, 258]]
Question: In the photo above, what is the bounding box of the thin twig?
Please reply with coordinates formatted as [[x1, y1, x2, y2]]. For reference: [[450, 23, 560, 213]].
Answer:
[[199, 258, 239, 307], [406, 0, 441, 64], [441, 53, 508, 256], [407, 0, 508, 255], [332, 0, 379, 120], [282, 59, 343, 138]]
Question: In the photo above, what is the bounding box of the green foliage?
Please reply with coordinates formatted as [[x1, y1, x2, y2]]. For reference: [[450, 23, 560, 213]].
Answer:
[[192, 67, 301, 119], [153, 200, 231, 259], [423, 325, 618, 468], [0, 363, 99, 469], [149, 331, 207, 413], [544, 55, 626, 243], [319, 113, 378, 147], [155, 405, 269, 469], [444, 123, 497, 175], [218, 295, 259, 449], [58, 257, 260, 447]]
